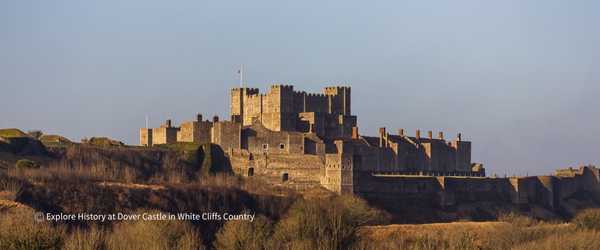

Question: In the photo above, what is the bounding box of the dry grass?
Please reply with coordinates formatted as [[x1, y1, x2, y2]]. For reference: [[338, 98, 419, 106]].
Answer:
[[0, 128, 28, 138], [106, 210, 204, 250], [0, 205, 64, 250], [513, 230, 600, 250], [356, 220, 581, 250]]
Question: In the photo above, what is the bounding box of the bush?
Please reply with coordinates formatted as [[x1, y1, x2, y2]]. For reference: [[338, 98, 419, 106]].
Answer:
[[497, 212, 537, 227], [15, 159, 40, 170], [213, 215, 273, 250], [271, 195, 383, 250], [0, 208, 64, 250], [27, 130, 43, 139], [573, 208, 600, 230], [106, 210, 203, 250], [62, 226, 107, 250]]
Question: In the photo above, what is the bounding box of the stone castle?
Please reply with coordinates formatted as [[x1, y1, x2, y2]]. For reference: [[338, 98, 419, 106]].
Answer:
[[140, 85, 599, 211], [141, 85, 482, 191]]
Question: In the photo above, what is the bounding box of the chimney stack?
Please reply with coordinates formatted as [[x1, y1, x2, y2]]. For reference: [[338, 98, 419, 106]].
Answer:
[[437, 131, 444, 140], [379, 127, 386, 147], [351, 127, 359, 139], [428, 130, 433, 139], [165, 119, 172, 128], [379, 127, 386, 136], [213, 115, 219, 123], [398, 128, 405, 136], [458, 133, 462, 141], [416, 129, 421, 139], [197, 114, 203, 122]]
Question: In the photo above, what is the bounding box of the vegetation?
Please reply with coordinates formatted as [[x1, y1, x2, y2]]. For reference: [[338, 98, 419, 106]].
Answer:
[[27, 130, 43, 139], [0, 129, 28, 138], [1, 133, 600, 249], [572, 208, 600, 230], [0, 207, 64, 250], [39, 135, 72, 147], [213, 215, 273, 250], [83, 137, 125, 147], [212, 195, 384, 250], [199, 143, 233, 177], [106, 210, 203, 250], [15, 159, 40, 170]]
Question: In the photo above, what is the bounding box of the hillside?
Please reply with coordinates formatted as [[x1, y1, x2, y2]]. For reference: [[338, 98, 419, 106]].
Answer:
[[0, 128, 29, 138]]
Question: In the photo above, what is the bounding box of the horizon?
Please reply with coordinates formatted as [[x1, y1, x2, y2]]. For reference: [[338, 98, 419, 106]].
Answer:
[[2, 1, 599, 176]]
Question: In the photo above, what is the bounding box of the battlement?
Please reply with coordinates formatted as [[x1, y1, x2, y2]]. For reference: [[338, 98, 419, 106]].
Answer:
[[306, 92, 327, 98], [270, 84, 294, 91], [323, 86, 351, 95], [231, 87, 260, 96]]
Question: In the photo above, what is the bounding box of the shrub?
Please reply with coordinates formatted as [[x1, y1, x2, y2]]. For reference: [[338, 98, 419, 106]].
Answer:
[[572, 208, 600, 230], [106, 210, 203, 250], [15, 159, 40, 170], [213, 215, 273, 250], [0, 208, 65, 250], [62, 226, 107, 250], [497, 212, 537, 227], [27, 130, 43, 139], [0, 174, 28, 201], [272, 195, 383, 250]]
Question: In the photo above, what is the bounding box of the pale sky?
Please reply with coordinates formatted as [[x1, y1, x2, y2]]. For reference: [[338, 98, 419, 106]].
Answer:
[[1, 1, 599, 175]]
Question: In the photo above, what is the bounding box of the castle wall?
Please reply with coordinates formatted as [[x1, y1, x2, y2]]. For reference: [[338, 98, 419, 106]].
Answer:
[[304, 93, 328, 113], [355, 174, 443, 203], [151, 127, 178, 145], [177, 121, 212, 144], [452, 141, 472, 172], [353, 174, 562, 209], [228, 150, 323, 190], [211, 121, 241, 152], [441, 177, 514, 205], [242, 124, 305, 155], [321, 141, 355, 194], [139, 129, 152, 146], [303, 134, 325, 155], [245, 94, 262, 125], [323, 86, 351, 115]]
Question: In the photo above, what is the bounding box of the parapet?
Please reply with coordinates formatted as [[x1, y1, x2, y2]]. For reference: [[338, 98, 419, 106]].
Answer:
[[323, 86, 351, 95], [270, 84, 294, 92], [231, 87, 260, 95]]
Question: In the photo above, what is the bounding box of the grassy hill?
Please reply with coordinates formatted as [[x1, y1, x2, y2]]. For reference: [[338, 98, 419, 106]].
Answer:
[[0, 128, 28, 138]]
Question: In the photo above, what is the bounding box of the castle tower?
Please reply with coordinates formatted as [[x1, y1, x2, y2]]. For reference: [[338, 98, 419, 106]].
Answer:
[[230, 87, 259, 124], [323, 86, 351, 115]]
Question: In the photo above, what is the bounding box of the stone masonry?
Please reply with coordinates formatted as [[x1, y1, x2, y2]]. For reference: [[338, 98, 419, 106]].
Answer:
[[139, 85, 600, 210]]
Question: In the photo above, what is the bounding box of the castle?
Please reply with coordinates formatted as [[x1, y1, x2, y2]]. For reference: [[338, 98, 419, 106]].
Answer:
[[140, 85, 600, 212], [141, 85, 484, 193]]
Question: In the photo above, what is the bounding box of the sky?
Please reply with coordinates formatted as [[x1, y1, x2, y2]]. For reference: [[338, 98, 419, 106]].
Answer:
[[1, 1, 599, 176]]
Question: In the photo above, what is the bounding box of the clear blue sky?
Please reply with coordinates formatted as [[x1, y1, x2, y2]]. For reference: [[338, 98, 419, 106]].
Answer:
[[1, 1, 598, 175]]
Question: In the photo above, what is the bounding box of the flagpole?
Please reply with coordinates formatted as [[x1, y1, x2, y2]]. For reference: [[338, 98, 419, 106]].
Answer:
[[239, 65, 244, 88]]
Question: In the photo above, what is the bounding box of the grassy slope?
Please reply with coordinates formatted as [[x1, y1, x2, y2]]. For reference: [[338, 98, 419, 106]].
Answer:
[[0, 128, 28, 138]]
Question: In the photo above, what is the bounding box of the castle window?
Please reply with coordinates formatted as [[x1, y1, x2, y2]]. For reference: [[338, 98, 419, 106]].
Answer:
[[282, 173, 289, 182], [262, 144, 269, 151], [248, 167, 254, 177], [279, 143, 285, 150]]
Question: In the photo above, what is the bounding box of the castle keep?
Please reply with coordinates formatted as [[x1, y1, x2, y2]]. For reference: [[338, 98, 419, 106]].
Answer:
[[141, 85, 483, 193]]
